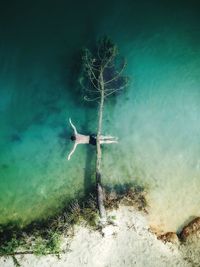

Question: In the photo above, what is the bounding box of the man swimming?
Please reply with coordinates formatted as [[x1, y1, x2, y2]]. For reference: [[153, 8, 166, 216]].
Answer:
[[67, 118, 118, 160]]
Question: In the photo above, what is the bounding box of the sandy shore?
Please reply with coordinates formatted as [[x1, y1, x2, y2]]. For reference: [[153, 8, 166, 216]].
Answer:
[[0, 204, 194, 267]]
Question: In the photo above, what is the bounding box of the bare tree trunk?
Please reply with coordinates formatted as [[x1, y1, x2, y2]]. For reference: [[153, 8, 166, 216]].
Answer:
[[96, 71, 107, 223]]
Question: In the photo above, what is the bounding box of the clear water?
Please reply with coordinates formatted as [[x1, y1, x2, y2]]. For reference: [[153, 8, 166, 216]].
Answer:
[[0, 0, 199, 232]]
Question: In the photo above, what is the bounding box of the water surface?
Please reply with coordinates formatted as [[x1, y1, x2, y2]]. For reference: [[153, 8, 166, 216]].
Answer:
[[0, 0, 200, 232]]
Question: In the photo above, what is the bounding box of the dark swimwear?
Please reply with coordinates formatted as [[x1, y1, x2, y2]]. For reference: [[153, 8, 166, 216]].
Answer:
[[89, 134, 97, 146]]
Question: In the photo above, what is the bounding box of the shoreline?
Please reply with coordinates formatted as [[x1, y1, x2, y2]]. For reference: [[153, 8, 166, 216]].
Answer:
[[0, 185, 146, 256], [1, 186, 200, 266], [0, 204, 196, 267]]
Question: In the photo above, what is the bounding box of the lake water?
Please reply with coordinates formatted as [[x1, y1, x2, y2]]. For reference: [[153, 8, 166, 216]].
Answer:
[[0, 0, 199, 232]]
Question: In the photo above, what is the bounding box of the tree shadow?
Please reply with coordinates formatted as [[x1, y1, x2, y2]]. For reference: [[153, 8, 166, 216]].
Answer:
[[104, 182, 146, 195], [81, 109, 97, 196], [83, 145, 95, 196], [63, 37, 98, 196]]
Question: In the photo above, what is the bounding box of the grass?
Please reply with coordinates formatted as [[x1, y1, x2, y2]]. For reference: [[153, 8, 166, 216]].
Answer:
[[0, 185, 148, 266], [0, 194, 99, 257], [33, 231, 61, 256]]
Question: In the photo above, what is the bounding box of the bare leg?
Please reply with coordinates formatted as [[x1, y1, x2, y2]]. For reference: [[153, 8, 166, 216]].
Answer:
[[100, 135, 118, 140], [100, 140, 118, 144]]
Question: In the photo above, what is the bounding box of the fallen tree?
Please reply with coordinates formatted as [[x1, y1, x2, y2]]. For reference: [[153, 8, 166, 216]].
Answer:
[[81, 37, 128, 224]]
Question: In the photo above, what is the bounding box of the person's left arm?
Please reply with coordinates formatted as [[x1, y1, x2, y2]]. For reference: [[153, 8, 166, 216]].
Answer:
[[69, 118, 78, 135]]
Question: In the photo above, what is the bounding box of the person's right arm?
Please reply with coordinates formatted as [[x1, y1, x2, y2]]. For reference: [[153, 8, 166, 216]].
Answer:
[[67, 142, 78, 160]]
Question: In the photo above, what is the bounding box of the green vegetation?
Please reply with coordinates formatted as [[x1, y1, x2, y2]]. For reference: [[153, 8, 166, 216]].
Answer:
[[0, 185, 147, 266], [0, 234, 24, 255], [0, 194, 98, 257], [33, 232, 61, 256]]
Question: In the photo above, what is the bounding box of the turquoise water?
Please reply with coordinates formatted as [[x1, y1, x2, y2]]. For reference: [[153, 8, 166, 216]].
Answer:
[[0, 0, 200, 232]]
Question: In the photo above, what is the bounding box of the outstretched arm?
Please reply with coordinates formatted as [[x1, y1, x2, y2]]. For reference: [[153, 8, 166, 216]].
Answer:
[[67, 143, 78, 160], [69, 118, 78, 135]]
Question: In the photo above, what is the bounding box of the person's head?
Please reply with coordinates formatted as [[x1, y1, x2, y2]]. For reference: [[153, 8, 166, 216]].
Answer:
[[70, 135, 76, 141]]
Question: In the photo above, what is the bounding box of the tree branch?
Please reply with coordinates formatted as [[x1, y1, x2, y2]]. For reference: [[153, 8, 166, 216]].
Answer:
[[104, 60, 126, 84], [84, 95, 101, 102], [88, 74, 100, 91], [104, 86, 127, 98], [84, 51, 99, 84], [79, 77, 98, 93]]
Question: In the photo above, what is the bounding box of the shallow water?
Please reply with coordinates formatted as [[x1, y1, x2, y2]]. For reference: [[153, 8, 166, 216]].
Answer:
[[0, 0, 200, 231]]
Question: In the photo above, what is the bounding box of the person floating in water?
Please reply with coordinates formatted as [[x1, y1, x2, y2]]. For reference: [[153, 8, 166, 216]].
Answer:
[[67, 118, 118, 160]]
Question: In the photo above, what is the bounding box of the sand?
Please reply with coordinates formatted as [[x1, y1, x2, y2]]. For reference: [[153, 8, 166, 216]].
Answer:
[[0, 205, 194, 267]]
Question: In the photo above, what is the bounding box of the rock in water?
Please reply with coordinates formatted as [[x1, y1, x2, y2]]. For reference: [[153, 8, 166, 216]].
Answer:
[[158, 232, 179, 244], [179, 217, 200, 241]]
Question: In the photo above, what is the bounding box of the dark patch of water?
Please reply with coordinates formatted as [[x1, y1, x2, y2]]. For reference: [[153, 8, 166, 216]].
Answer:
[[10, 133, 22, 143]]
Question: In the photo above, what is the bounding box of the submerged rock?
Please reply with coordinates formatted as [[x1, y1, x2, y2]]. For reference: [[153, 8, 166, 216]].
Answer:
[[158, 232, 179, 244], [179, 217, 200, 241]]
